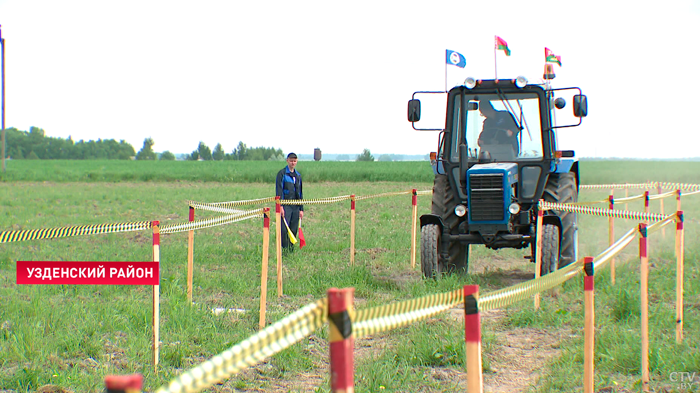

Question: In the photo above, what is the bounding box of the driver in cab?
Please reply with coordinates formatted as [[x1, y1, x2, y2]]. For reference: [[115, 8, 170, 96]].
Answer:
[[477, 99, 520, 156]]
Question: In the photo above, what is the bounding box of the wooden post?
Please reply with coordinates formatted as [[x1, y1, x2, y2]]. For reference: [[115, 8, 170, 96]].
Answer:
[[152, 221, 161, 369], [644, 191, 650, 224], [658, 185, 666, 238], [534, 201, 544, 310], [187, 206, 195, 304], [410, 189, 418, 269], [639, 223, 650, 393], [464, 285, 483, 392], [676, 189, 682, 212], [609, 193, 615, 285], [328, 287, 355, 393], [583, 257, 595, 393], [259, 208, 270, 330], [624, 184, 629, 211], [350, 195, 356, 266], [675, 211, 684, 344], [275, 197, 283, 297]]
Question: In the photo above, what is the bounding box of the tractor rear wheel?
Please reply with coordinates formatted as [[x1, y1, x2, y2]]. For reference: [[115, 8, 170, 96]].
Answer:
[[544, 172, 578, 268], [430, 174, 469, 274], [540, 224, 560, 275]]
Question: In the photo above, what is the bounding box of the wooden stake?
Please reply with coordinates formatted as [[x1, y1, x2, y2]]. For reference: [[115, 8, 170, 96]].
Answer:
[[259, 209, 270, 330], [583, 257, 595, 393], [658, 185, 666, 238], [534, 201, 544, 310], [328, 287, 355, 393], [410, 189, 418, 269], [464, 285, 483, 392], [609, 193, 615, 285], [187, 206, 195, 304], [275, 197, 283, 297], [639, 223, 650, 393], [152, 221, 161, 369], [350, 195, 356, 266], [675, 211, 684, 344]]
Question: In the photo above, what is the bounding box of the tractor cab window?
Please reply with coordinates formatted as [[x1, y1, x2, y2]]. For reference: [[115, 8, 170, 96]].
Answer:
[[462, 93, 544, 161]]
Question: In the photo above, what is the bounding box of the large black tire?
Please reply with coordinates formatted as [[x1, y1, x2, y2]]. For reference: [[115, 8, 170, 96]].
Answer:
[[540, 224, 560, 275], [430, 175, 469, 274], [420, 224, 441, 278], [543, 172, 578, 268]]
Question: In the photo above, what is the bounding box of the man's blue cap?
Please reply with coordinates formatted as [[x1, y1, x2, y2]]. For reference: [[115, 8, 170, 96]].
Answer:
[[287, 152, 297, 159]]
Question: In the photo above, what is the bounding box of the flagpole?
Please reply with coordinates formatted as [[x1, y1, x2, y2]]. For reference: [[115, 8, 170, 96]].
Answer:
[[1, 25, 6, 173], [493, 35, 498, 82], [444, 59, 447, 92]]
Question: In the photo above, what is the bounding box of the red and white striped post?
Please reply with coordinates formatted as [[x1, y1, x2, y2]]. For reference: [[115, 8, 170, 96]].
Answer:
[[328, 287, 354, 393], [350, 195, 356, 266], [534, 201, 544, 309], [675, 210, 684, 344], [259, 208, 271, 330], [187, 206, 195, 304], [152, 220, 161, 369], [410, 189, 418, 269], [464, 285, 483, 392], [639, 223, 650, 393], [583, 257, 595, 393], [275, 196, 283, 297], [608, 193, 615, 285], [104, 374, 143, 393]]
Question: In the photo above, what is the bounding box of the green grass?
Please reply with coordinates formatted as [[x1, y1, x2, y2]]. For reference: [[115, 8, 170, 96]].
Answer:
[[1, 160, 699, 392]]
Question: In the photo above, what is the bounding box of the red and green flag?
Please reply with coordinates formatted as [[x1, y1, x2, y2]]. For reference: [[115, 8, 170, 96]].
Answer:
[[495, 36, 511, 56], [545, 47, 562, 66]]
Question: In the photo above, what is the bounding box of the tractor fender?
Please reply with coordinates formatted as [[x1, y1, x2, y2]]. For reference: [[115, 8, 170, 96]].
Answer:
[[420, 214, 444, 231]]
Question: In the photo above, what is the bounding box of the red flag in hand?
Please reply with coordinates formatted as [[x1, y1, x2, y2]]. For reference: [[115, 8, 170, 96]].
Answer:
[[298, 227, 306, 249]]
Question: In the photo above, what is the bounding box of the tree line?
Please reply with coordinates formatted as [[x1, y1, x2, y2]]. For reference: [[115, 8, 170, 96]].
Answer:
[[3, 127, 383, 162]]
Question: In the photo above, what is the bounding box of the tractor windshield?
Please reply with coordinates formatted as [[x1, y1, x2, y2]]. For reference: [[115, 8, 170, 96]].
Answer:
[[455, 92, 543, 162]]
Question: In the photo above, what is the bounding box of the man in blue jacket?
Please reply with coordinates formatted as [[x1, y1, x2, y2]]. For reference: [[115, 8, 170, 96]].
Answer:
[[276, 152, 304, 251]]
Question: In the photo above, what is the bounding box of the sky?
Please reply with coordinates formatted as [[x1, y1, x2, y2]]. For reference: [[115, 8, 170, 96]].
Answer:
[[1, 0, 699, 159]]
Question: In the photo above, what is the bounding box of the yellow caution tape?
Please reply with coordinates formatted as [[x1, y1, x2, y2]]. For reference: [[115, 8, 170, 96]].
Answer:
[[156, 299, 327, 393], [355, 190, 413, 201], [0, 221, 152, 243], [188, 201, 249, 215], [539, 201, 669, 221], [579, 183, 651, 190], [648, 190, 679, 201], [279, 195, 351, 206], [193, 197, 277, 209], [613, 194, 647, 204], [353, 289, 463, 338], [160, 209, 264, 234]]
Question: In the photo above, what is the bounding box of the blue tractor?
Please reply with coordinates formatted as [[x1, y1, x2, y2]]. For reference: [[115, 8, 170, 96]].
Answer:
[[408, 74, 587, 278]]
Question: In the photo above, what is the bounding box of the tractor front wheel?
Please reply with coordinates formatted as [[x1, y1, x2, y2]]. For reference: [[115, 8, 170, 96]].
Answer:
[[420, 224, 441, 279], [540, 224, 560, 276]]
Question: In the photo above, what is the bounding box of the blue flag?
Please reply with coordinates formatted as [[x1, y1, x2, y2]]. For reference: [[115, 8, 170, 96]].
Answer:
[[446, 49, 466, 68]]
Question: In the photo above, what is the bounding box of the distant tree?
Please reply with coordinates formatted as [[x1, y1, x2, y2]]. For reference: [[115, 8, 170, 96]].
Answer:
[[336, 154, 350, 161], [378, 154, 393, 162], [159, 151, 176, 160], [188, 150, 200, 161], [196, 142, 212, 160], [212, 143, 225, 161], [26, 151, 40, 160], [135, 138, 157, 160], [230, 141, 248, 160], [356, 149, 375, 162]]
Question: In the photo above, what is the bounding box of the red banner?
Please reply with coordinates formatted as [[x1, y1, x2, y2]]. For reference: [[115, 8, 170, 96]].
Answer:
[[16, 261, 159, 285]]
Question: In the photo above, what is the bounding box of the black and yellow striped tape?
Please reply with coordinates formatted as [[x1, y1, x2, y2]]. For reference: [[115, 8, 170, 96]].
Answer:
[[155, 299, 327, 393], [0, 221, 152, 243], [160, 209, 264, 234], [539, 201, 669, 221]]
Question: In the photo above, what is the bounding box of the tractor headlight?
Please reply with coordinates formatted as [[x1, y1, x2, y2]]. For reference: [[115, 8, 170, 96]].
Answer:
[[455, 205, 467, 217], [464, 77, 477, 89], [508, 202, 521, 215], [515, 76, 528, 88]]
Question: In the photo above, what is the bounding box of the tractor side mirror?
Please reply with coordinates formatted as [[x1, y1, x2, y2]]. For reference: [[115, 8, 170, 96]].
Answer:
[[573, 94, 588, 117], [467, 102, 479, 111], [408, 99, 421, 122]]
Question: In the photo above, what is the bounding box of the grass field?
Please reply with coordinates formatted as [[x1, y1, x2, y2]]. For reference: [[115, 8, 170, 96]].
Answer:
[[1, 159, 699, 392]]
